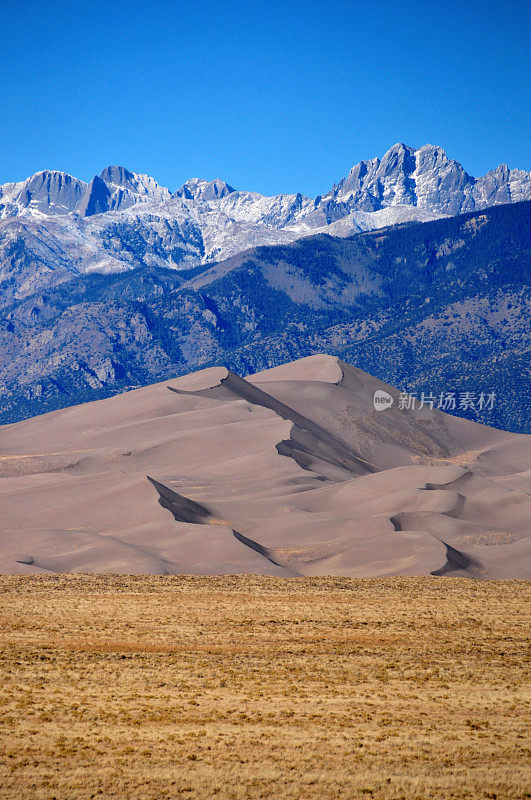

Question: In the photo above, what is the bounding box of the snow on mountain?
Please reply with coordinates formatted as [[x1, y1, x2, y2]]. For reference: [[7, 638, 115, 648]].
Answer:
[[0, 170, 87, 217], [176, 178, 235, 201], [330, 143, 531, 215], [0, 166, 172, 220], [309, 205, 448, 238], [99, 166, 173, 209], [0, 144, 529, 299], [2, 202, 529, 433]]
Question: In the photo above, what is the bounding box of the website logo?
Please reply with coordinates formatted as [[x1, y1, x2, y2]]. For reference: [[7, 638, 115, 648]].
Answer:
[[373, 390, 394, 411]]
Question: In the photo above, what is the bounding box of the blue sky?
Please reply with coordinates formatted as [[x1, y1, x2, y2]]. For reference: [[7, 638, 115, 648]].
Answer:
[[1, 0, 529, 196]]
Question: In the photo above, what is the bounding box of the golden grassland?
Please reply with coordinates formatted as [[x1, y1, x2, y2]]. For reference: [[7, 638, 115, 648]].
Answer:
[[0, 575, 529, 800]]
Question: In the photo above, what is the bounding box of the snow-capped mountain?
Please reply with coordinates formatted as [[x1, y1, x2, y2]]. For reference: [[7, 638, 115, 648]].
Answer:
[[0, 165, 171, 219], [3, 143, 529, 223], [328, 143, 530, 214], [0, 144, 529, 300], [0, 170, 87, 217], [1, 201, 529, 433], [175, 178, 235, 201]]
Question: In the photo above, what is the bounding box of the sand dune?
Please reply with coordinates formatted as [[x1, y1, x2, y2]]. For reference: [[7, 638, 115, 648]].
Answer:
[[0, 355, 529, 577]]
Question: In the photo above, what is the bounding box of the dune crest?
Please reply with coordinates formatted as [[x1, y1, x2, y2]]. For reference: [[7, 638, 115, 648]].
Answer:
[[0, 356, 529, 577]]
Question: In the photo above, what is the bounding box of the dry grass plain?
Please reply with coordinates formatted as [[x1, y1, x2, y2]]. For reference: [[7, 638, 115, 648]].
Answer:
[[0, 575, 529, 800]]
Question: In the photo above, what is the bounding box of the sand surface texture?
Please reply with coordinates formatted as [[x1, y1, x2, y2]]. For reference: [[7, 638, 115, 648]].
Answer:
[[1, 355, 529, 577]]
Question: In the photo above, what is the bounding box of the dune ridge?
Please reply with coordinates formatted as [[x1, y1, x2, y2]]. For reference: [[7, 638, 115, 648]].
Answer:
[[146, 475, 295, 574], [169, 366, 376, 477], [0, 355, 529, 577]]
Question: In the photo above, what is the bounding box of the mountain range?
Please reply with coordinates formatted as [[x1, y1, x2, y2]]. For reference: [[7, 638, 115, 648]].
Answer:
[[1, 143, 529, 434], [1, 143, 530, 303], [1, 197, 529, 432]]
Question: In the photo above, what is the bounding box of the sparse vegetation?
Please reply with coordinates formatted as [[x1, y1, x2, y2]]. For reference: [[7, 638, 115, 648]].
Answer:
[[0, 575, 529, 799]]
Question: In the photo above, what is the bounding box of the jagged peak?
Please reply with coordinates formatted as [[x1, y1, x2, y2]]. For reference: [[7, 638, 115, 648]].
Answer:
[[385, 142, 416, 155], [16, 169, 87, 189], [1, 146, 529, 224], [98, 166, 171, 201], [0, 170, 88, 216], [175, 177, 236, 201], [99, 165, 136, 186], [415, 143, 448, 154], [487, 163, 510, 176], [31, 168, 81, 179]]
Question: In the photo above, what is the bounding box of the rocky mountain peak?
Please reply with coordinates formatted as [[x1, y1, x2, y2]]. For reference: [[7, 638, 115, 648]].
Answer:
[[0, 170, 87, 216], [99, 165, 136, 189], [99, 165, 171, 202], [176, 178, 236, 202], [0, 146, 529, 240]]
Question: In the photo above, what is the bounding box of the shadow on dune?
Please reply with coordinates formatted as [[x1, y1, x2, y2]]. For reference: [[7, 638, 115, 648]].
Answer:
[[169, 369, 375, 479], [147, 475, 293, 572]]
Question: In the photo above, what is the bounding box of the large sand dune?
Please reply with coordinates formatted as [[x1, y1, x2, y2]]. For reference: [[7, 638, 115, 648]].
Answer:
[[0, 355, 529, 577]]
